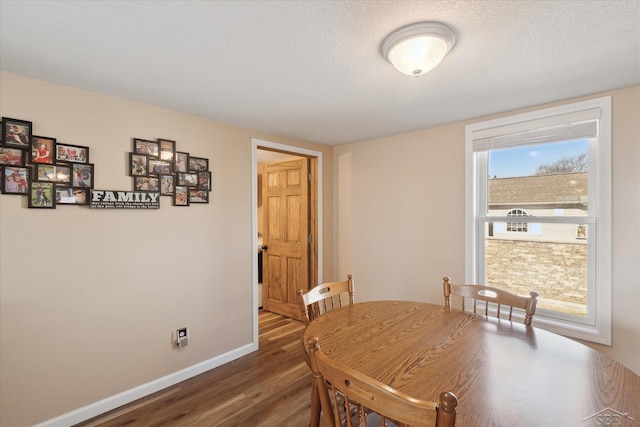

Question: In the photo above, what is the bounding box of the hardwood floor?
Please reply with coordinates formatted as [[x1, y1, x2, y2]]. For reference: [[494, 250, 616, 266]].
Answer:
[[76, 310, 313, 427]]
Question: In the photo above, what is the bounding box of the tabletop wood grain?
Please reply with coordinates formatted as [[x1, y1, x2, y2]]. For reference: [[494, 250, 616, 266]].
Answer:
[[303, 301, 640, 427]]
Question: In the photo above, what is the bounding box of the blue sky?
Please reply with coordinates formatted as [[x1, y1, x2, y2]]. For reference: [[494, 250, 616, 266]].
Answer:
[[488, 139, 589, 178]]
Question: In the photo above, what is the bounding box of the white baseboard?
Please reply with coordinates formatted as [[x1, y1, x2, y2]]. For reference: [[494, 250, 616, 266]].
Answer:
[[34, 343, 255, 427]]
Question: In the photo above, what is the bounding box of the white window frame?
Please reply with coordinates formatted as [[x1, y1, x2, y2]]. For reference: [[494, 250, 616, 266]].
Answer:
[[465, 97, 611, 345]]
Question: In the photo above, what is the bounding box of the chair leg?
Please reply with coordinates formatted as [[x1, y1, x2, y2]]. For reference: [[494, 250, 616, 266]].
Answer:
[[309, 377, 321, 427]]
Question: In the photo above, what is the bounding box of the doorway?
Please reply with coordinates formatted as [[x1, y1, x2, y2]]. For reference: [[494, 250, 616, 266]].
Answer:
[[251, 139, 322, 347]]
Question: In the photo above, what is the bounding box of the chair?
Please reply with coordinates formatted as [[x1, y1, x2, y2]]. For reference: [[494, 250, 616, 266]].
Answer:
[[307, 336, 458, 427], [298, 275, 355, 426], [297, 274, 354, 326], [443, 276, 538, 326]]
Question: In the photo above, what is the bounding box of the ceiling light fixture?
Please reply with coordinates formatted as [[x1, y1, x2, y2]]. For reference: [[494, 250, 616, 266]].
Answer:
[[381, 22, 457, 77]]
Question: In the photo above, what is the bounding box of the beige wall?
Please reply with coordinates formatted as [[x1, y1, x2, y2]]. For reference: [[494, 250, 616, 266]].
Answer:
[[2, 70, 638, 426], [334, 86, 640, 375], [0, 71, 334, 426]]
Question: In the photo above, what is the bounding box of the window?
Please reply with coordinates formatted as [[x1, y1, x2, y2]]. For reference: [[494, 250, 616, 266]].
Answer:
[[465, 97, 611, 344], [577, 224, 586, 239], [506, 209, 528, 232]]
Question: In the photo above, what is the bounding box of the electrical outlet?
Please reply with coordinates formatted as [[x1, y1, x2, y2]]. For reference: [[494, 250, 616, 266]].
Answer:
[[176, 327, 188, 348]]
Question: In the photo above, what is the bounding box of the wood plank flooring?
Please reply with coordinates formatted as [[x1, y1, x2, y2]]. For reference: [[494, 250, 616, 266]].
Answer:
[[76, 310, 313, 427]]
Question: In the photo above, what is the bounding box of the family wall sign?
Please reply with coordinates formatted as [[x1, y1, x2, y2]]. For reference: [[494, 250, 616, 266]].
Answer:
[[0, 116, 211, 209]]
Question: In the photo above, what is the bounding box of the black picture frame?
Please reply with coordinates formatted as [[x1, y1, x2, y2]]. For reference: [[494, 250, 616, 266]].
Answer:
[[197, 171, 211, 191], [133, 138, 159, 158], [134, 176, 160, 192], [0, 147, 25, 166], [34, 164, 57, 182], [189, 156, 209, 172], [1, 165, 29, 194], [177, 172, 198, 187], [69, 187, 89, 205], [54, 164, 71, 183], [129, 153, 148, 176], [34, 164, 70, 183], [55, 186, 75, 205], [55, 142, 89, 164], [30, 135, 56, 165], [1, 117, 32, 149], [174, 185, 190, 206], [189, 188, 209, 204], [28, 182, 55, 208], [148, 158, 172, 176], [71, 163, 94, 188], [158, 138, 176, 162], [160, 174, 174, 196], [174, 151, 189, 173]]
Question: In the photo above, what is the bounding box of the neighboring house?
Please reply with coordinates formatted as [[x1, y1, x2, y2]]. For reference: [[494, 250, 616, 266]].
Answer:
[[488, 172, 588, 242], [485, 172, 588, 314]]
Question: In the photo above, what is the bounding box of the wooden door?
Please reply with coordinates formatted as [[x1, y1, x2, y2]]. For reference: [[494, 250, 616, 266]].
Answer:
[[262, 158, 309, 320]]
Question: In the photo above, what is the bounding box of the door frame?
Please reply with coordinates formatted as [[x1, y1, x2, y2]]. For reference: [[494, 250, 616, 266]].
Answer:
[[251, 138, 323, 349]]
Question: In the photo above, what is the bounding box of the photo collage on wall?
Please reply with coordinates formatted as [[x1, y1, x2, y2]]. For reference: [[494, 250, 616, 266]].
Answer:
[[0, 117, 94, 208], [129, 138, 211, 206]]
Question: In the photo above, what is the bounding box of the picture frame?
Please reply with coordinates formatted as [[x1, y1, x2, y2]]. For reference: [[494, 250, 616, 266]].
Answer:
[[34, 164, 57, 182], [134, 176, 159, 191], [189, 188, 209, 204], [71, 163, 94, 188], [55, 142, 89, 163], [177, 171, 198, 187], [189, 156, 209, 172], [148, 158, 172, 176], [133, 138, 159, 157], [1, 165, 29, 194], [159, 174, 174, 196], [174, 151, 189, 172], [69, 187, 89, 205], [158, 138, 176, 161], [0, 147, 24, 166], [34, 164, 70, 183], [55, 186, 76, 205], [129, 153, 148, 176], [197, 171, 211, 191], [28, 181, 55, 208], [30, 135, 56, 165], [54, 164, 71, 183], [1, 117, 32, 149], [174, 185, 190, 206]]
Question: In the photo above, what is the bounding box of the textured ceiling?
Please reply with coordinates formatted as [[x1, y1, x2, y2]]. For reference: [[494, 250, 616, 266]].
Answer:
[[1, 1, 638, 146]]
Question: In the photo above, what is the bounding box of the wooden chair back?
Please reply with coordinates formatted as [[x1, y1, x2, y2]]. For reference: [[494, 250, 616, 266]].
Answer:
[[297, 274, 354, 326], [307, 337, 457, 427], [443, 276, 538, 326]]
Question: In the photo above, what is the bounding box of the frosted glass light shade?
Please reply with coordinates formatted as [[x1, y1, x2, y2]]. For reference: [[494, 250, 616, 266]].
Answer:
[[381, 22, 456, 77]]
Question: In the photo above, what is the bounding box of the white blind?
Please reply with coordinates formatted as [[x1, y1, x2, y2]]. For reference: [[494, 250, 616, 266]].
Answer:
[[472, 107, 601, 152]]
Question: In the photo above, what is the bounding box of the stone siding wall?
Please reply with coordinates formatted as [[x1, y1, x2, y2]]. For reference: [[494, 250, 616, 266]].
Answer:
[[486, 239, 587, 314]]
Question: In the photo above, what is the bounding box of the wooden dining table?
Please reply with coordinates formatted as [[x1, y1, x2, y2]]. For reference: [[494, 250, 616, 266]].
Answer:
[[303, 301, 640, 427]]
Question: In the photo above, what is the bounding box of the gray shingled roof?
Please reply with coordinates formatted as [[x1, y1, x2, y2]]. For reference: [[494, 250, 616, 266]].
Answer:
[[489, 172, 588, 205]]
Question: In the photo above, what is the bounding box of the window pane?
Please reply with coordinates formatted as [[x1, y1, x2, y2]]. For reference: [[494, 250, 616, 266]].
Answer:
[[487, 140, 589, 215], [484, 221, 588, 317]]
